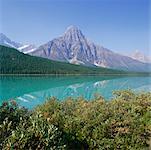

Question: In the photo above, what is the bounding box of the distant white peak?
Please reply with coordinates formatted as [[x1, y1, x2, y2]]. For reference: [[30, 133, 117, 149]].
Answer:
[[132, 50, 145, 57], [130, 50, 151, 63], [134, 49, 139, 53]]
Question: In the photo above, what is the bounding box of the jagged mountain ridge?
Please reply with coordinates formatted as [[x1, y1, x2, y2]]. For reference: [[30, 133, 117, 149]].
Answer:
[[0, 33, 36, 53], [31, 26, 150, 72]]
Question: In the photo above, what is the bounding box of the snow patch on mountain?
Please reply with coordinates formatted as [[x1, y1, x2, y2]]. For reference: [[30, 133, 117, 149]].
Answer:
[[18, 44, 30, 50], [0, 33, 36, 54], [4, 41, 16, 48], [24, 48, 36, 54], [68, 56, 85, 65]]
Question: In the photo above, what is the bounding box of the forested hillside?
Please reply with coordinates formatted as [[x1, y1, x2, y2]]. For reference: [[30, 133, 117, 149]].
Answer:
[[0, 45, 125, 74]]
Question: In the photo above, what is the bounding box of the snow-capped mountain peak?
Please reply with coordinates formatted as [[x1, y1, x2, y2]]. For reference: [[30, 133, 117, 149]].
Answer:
[[129, 50, 151, 63], [0, 33, 36, 54], [0, 33, 22, 48]]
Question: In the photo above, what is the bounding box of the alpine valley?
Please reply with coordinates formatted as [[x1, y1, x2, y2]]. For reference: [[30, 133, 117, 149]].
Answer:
[[0, 26, 150, 72]]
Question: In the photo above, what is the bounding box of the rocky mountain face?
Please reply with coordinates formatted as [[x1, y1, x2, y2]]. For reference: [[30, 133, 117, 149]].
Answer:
[[0, 33, 36, 53], [31, 26, 150, 72]]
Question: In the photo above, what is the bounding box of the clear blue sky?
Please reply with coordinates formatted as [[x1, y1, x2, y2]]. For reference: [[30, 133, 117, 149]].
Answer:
[[0, 0, 150, 55]]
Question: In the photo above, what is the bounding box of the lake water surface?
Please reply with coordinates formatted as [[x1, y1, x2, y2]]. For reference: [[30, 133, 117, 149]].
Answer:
[[0, 75, 150, 109]]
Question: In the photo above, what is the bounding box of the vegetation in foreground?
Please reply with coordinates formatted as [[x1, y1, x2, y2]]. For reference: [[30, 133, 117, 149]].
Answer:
[[0, 90, 151, 149]]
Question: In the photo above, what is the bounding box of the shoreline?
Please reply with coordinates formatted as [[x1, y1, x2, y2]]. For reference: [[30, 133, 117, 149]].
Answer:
[[0, 73, 151, 77]]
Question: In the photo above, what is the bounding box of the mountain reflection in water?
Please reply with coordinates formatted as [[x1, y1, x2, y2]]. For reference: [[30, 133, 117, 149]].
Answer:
[[0, 75, 150, 109]]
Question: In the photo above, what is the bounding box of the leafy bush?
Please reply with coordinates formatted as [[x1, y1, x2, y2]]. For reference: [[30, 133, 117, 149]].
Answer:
[[3, 112, 65, 150], [0, 100, 29, 148], [0, 101, 65, 149], [36, 90, 151, 149], [0, 90, 151, 149]]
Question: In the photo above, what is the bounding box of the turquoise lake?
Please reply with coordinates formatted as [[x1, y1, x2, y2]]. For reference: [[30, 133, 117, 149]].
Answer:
[[0, 75, 151, 109]]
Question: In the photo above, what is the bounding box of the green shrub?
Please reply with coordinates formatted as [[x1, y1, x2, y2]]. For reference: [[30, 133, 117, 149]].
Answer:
[[0, 100, 29, 148], [0, 90, 151, 149], [36, 91, 151, 149], [0, 101, 65, 150], [3, 112, 66, 150]]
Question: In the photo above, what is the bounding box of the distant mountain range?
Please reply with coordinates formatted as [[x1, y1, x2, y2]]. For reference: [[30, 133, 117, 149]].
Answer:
[[0, 26, 150, 72], [128, 50, 151, 63], [0, 33, 36, 54]]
